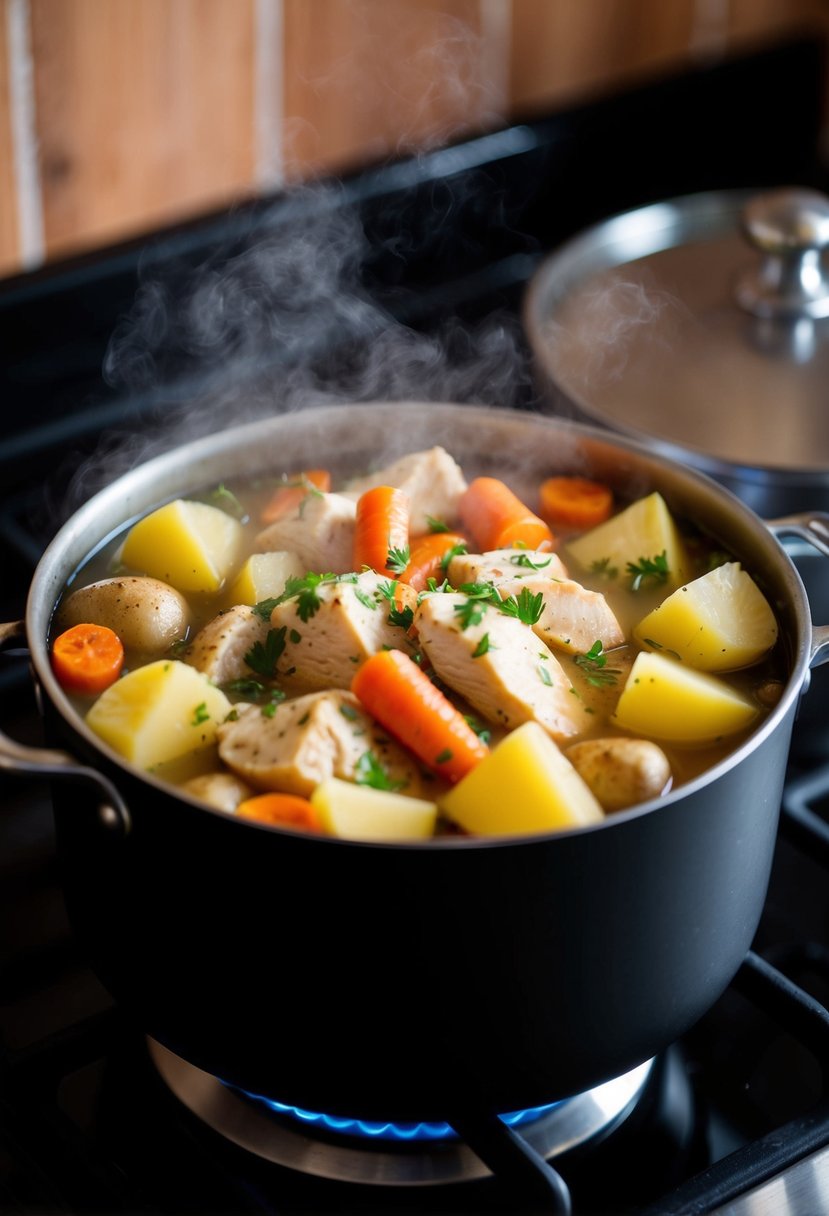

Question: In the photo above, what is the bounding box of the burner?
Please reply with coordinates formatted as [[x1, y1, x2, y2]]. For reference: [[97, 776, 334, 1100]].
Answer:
[[147, 1038, 654, 1186]]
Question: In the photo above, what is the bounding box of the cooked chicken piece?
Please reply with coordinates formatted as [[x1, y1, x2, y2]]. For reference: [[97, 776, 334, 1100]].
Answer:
[[180, 771, 254, 813], [255, 492, 356, 575], [414, 593, 592, 741], [445, 549, 618, 656], [217, 689, 427, 797], [343, 447, 467, 535], [501, 575, 625, 657], [270, 571, 417, 691], [447, 548, 568, 587], [184, 605, 270, 685]]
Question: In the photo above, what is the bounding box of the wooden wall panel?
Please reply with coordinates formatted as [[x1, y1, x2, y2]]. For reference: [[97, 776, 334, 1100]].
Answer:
[[0, 0, 20, 276], [282, 0, 493, 178], [509, 0, 699, 114], [29, 0, 257, 260]]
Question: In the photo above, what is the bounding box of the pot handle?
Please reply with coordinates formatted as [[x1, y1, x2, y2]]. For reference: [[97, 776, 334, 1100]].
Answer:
[[0, 620, 131, 834], [766, 513, 829, 668]]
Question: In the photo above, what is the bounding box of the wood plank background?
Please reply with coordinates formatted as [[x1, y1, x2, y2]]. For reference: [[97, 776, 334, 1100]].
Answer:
[[1, 0, 827, 278]]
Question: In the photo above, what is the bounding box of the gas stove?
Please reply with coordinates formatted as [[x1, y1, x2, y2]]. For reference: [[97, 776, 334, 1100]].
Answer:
[[2, 33, 829, 1216]]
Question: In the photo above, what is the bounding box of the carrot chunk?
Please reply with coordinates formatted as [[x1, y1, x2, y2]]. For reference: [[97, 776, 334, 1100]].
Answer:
[[400, 531, 468, 592], [260, 470, 331, 525], [236, 792, 321, 832], [352, 649, 488, 784], [51, 623, 125, 696], [459, 477, 554, 551], [353, 486, 410, 577], [539, 476, 613, 530]]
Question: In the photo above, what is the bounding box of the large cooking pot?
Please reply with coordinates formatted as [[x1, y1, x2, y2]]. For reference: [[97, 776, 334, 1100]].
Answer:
[[2, 402, 828, 1126]]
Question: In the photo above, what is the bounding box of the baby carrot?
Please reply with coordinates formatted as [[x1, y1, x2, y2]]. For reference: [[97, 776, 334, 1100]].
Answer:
[[459, 477, 554, 552], [353, 486, 410, 577], [352, 649, 488, 783], [400, 531, 468, 592], [260, 469, 331, 525], [236, 792, 321, 832], [51, 623, 124, 696], [539, 476, 613, 530]]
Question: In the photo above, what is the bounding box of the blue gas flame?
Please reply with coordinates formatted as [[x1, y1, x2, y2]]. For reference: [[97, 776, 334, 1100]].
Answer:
[[233, 1086, 564, 1142]]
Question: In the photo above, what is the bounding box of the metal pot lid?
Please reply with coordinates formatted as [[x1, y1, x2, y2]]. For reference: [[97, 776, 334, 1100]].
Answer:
[[524, 186, 829, 475]]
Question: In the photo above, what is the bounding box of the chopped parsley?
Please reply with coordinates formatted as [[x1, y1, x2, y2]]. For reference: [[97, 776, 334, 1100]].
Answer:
[[499, 587, 544, 626], [222, 676, 268, 700], [354, 587, 378, 611], [627, 551, 670, 591], [510, 552, 552, 571], [463, 715, 491, 745], [388, 603, 414, 630], [426, 515, 449, 533], [453, 589, 494, 630], [538, 665, 553, 687], [472, 633, 491, 657], [210, 483, 246, 519], [252, 597, 282, 621], [642, 637, 682, 661], [289, 628, 302, 644], [574, 640, 623, 687], [435, 748, 454, 764], [191, 702, 210, 726], [355, 750, 405, 792], [244, 626, 287, 678], [261, 689, 287, 718], [278, 572, 340, 621], [386, 545, 410, 575], [339, 703, 359, 721], [439, 541, 468, 572], [376, 580, 399, 602], [590, 557, 619, 579]]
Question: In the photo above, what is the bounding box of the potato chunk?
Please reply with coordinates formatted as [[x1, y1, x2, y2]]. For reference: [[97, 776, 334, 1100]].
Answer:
[[120, 499, 243, 593], [86, 659, 231, 768], [634, 562, 778, 672], [56, 576, 190, 656], [311, 778, 438, 842], [439, 721, 603, 837], [565, 492, 690, 589], [222, 551, 304, 609], [612, 651, 758, 745], [565, 738, 672, 812]]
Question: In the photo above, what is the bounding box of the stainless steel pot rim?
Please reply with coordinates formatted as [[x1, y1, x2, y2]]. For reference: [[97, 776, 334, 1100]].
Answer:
[[25, 401, 814, 848]]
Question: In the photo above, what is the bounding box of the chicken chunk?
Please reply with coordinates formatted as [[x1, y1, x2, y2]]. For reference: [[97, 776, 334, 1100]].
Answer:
[[502, 576, 625, 657], [414, 593, 592, 741], [269, 571, 417, 691], [180, 771, 255, 813], [343, 447, 467, 535], [217, 689, 427, 797], [183, 605, 270, 685], [255, 492, 356, 575], [447, 548, 568, 588]]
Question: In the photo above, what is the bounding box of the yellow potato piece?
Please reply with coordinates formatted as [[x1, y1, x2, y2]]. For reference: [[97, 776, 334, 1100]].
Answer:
[[311, 778, 438, 841], [222, 551, 304, 609], [634, 562, 778, 672], [439, 721, 603, 837], [612, 651, 758, 745], [565, 492, 690, 589], [120, 499, 243, 593], [86, 659, 231, 769]]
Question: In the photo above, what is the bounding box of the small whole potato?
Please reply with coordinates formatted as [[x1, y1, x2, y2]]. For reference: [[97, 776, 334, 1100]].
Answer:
[[56, 576, 191, 657], [565, 737, 672, 813]]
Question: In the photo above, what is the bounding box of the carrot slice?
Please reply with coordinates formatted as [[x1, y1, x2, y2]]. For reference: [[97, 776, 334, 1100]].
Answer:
[[51, 623, 125, 696], [459, 477, 554, 551], [236, 792, 321, 832], [352, 649, 488, 784], [400, 531, 468, 592], [539, 476, 613, 530], [260, 469, 331, 525], [353, 486, 410, 577]]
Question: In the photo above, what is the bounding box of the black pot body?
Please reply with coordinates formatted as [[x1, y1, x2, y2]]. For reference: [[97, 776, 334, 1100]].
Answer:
[[49, 699, 791, 1122]]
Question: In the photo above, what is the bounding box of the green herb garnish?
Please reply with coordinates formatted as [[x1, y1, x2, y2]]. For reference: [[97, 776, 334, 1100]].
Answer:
[[499, 587, 544, 626], [278, 572, 340, 621], [244, 626, 287, 678], [354, 587, 378, 611], [386, 545, 410, 575], [426, 516, 449, 533], [435, 748, 454, 764], [355, 751, 405, 792], [210, 483, 246, 519], [510, 553, 552, 571], [574, 640, 623, 687], [191, 702, 210, 726], [463, 715, 491, 745], [472, 633, 491, 658], [590, 556, 619, 579], [439, 541, 468, 572], [627, 552, 669, 591], [252, 597, 281, 621], [538, 665, 553, 686]]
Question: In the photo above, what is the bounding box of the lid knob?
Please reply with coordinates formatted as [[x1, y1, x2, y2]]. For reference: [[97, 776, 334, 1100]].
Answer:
[[736, 188, 829, 319]]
